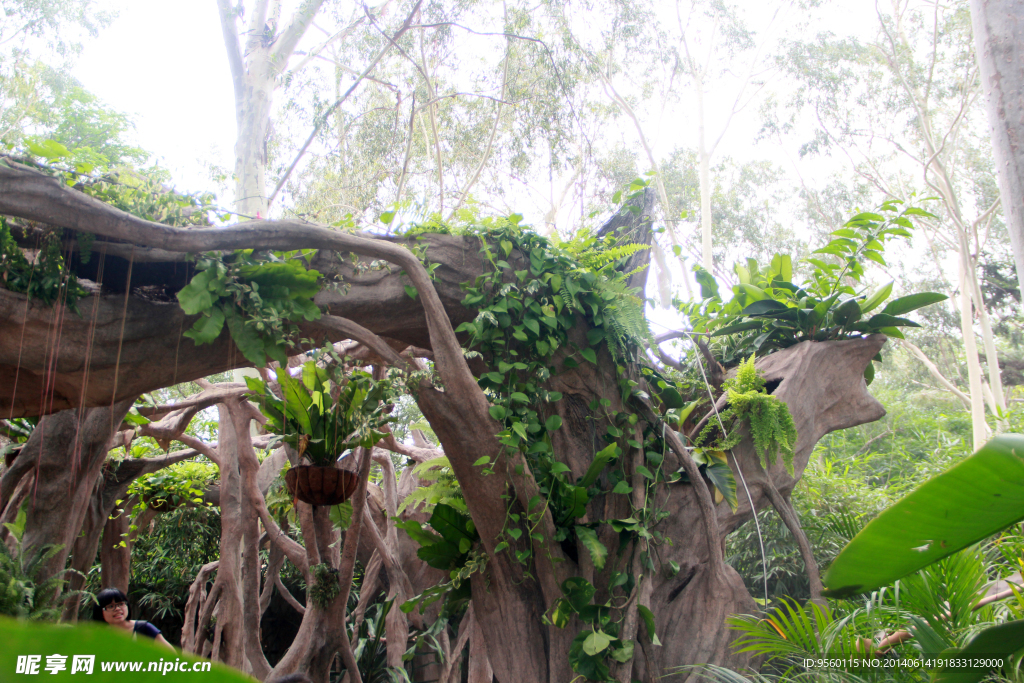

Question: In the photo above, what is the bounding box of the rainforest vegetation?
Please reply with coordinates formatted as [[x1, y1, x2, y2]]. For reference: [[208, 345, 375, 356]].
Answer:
[[1, 0, 1023, 681]]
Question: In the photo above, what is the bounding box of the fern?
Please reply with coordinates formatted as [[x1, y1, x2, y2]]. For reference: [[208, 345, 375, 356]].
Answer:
[[0, 503, 74, 620], [590, 277, 652, 357], [696, 355, 798, 475], [560, 228, 649, 274], [397, 457, 466, 514]]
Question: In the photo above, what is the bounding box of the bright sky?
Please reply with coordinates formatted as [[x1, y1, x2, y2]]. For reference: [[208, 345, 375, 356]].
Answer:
[[69, 0, 879, 212], [72, 0, 236, 196]]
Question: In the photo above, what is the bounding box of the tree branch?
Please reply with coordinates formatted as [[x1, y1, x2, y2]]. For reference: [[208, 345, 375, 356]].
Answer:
[[267, 1, 421, 207], [215, 0, 246, 110], [270, 0, 328, 68]]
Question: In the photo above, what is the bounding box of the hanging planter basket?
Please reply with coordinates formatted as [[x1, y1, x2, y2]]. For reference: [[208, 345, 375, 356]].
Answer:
[[285, 466, 359, 506]]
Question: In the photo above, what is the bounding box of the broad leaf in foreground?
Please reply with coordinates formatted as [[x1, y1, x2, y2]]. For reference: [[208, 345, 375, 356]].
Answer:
[[823, 434, 1024, 597]]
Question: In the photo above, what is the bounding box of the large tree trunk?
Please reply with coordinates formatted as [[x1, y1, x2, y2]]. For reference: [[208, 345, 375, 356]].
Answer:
[[971, 0, 1024, 296], [0, 399, 134, 585]]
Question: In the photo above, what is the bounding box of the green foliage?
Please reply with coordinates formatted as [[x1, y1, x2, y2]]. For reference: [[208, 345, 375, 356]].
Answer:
[[398, 503, 479, 573], [681, 202, 947, 372], [0, 216, 87, 310], [177, 251, 322, 367], [431, 212, 689, 675], [695, 355, 798, 474], [547, 576, 656, 681], [308, 563, 341, 609], [721, 547, 1023, 682], [0, 147, 223, 313], [248, 359, 394, 466], [29, 82, 148, 168], [344, 599, 411, 683], [0, 503, 72, 621], [122, 505, 222, 634], [396, 457, 465, 515], [399, 504, 483, 616], [126, 460, 218, 514]]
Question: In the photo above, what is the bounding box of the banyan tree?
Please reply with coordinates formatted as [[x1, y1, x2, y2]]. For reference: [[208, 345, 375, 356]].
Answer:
[[0, 157, 928, 682]]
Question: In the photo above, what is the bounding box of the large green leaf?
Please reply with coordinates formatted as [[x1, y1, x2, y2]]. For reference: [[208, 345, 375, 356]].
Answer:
[[223, 308, 267, 367], [395, 519, 444, 547], [236, 261, 321, 299], [823, 434, 1024, 597], [859, 280, 893, 314], [934, 619, 1024, 683], [578, 443, 618, 488], [879, 292, 948, 316], [741, 300, 789, 316], [175, 270, 215, 315], [417, 540, 464, 570], [864, 313, 921, 329], [426, 503, 477, 546], [711, 320, 763, 337], [182, 306, 225, 345], [0, 617, 252, 681], [705, 459, 738, 511], [559, 484, 590, 522], [694, 267, 719, 299], [274, 370, 314, 436]]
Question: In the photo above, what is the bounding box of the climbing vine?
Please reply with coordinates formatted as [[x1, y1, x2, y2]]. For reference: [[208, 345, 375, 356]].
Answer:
[[395, 208, 697, 679]]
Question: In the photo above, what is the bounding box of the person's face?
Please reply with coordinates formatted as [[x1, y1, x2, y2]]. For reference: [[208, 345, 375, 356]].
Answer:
[[102, 600, 128, 624]]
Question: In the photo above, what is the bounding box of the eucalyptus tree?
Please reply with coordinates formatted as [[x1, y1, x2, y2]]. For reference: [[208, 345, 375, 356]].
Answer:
[[970, 0, 1024, 297], [549, 0, 795, 283], [215, 0, 424, 219], [277, 0, 613, 234], [660, 149, 803, 270], [775, 0, 1009, 448]]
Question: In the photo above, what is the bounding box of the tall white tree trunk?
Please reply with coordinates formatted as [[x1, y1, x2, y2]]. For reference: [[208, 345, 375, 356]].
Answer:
[[957, 247, 990, 450], [969, 265, 1009, 431], [217, 0, 327, 220], [970, 0, 1024, 296], [695, 82, 713, 271], [234, 67, 275, 218]]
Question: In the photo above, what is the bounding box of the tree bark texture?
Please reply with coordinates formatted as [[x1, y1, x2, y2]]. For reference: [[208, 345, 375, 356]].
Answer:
[[971, 0, 1024, 296]]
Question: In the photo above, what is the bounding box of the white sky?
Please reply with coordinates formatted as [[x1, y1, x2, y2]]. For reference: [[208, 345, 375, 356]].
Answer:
[[72, 0, 236, 195], [68, 0, 875, 206]]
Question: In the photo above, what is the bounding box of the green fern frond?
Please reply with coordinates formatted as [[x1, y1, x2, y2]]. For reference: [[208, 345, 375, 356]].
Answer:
[[399, 457, 465, 514], [698, 355, 797, 475]]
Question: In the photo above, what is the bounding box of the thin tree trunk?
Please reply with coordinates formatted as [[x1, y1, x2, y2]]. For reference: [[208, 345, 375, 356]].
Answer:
[[969, 271, 1009, 430], [696, 81, 713, 271], [100, 507, 131, 593], [957, 251, 989, 450]]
